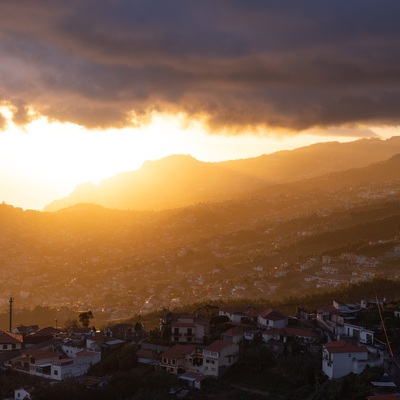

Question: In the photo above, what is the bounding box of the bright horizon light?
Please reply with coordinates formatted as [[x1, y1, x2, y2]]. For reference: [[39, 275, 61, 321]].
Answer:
[[0, 106, 396, 211]]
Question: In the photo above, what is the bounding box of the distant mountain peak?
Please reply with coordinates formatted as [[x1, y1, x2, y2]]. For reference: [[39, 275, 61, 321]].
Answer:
[[43, 137, 400, 212]]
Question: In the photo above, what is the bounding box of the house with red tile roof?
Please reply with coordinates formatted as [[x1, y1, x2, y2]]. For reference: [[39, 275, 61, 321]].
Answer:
[[262, 326, 320, 347], [5, 346, 101, 381], [160, 344, 203, 375], [179, 371, 208, 390], [6, 348, 62, 377], [0, 331, 23, 351], [221, 327, 244, 344], [322, 340, 382, 379], [13, 325, 39, 336], [169, 313, 210, 344], [136, 348, 160, 365], [202, 340, 239, 377], [218, 306, 260, 325], [257, 308, 288, 329], [51, 349, 101, 381], [14, 386, 35, 400]]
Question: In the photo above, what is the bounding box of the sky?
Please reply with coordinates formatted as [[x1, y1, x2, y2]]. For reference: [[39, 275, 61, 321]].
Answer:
[[0, 1, 400, 210]]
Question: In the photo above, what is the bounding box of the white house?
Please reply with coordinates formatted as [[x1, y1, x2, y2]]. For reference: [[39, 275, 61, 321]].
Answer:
[[202, 340, 239, 377], [262, 326, 320, 346], [179, 371, 208, 390], [50, 350, 101, 381], [170, 314, 210, 344], [0, 331, 23, 351], [221, 327, 244, 344], [342, 322, 374, 344], [322, 340, 370, 379], [160, 344, 203, 375], [14, 387, 34, 400], [6, 347, 101, 381], [257, 308, 288, 329], [218, 306, 259, 325]]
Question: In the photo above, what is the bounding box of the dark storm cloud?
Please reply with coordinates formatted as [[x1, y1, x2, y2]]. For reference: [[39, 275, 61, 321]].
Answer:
[[0, 0, 399, 132]]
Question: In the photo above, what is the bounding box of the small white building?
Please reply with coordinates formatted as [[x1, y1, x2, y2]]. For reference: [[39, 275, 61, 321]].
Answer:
[[0, 331, 23, 351], [342, 323, 374, 344], [51, 350, 101, 381], [257, 308, 288, 329], [202, 340, 239, 377], [14, 387, 34, 400], [322, 340, 370, 379], [169, 314, 210, 344]]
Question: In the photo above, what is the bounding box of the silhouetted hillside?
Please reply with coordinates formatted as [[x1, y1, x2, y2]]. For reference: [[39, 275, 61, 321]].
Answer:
[[44, 137, 400, 212]]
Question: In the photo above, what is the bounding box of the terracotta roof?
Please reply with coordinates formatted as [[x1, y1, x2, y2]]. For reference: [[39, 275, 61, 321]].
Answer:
[[19, 348, 61, 361], [262, 328, 282, 335], [162, 344, 197, 359], [54, 358, 74, 365], [222, 327, 244, 337], [367, 395, 400, 400], [204, 340, 233, 353], [136, 349, 159, 360], [0, 331, 23, 344], [76, 350, 99, 357], [258, 308, 287, 320], [323, 340, 368, 353], [31, 326, 61, 336], [284, 326, 320, 338], [317, 305, 337, 314]]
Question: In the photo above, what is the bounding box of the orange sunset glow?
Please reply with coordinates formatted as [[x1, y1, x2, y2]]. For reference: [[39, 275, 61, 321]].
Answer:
[[0, 104, 396, 210], [0, 1, 399, 211], [1, 3, 400, 397]]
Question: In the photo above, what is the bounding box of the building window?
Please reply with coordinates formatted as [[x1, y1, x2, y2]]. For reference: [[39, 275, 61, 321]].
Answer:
[[2, 345, 7, 350], [54, 370, 58, 375]]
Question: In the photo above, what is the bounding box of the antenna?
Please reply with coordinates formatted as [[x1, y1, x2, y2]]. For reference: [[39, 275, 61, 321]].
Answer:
[[9, 297, 14, 332]]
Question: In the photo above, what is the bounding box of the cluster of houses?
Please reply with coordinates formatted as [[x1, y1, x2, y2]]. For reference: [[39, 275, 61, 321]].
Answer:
[[0, 298, 398, 399]]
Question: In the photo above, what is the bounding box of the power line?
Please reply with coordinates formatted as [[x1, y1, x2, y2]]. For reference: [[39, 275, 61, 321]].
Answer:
[[375, 291, 400, 369]]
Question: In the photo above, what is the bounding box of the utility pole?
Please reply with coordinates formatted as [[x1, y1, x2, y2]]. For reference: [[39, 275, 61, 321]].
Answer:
[[9, 297, 14, 332]]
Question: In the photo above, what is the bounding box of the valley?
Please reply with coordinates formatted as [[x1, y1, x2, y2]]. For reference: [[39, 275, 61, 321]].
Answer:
[[1, 139, 400, 329]]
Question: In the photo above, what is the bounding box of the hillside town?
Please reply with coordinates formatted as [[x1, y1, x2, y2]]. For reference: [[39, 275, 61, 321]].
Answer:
[[1, 294, 400, 399]]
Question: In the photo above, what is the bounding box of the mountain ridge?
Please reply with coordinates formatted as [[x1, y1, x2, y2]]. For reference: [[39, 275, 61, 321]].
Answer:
[[44, 136, 400, 212]]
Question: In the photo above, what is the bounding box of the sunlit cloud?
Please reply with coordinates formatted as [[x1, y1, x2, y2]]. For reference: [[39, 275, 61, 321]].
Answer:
[[0, 1, 399, 133]]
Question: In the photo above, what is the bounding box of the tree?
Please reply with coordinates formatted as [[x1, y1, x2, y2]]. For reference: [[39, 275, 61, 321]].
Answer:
[[64, 318, 80, 333], [79, 311, 94, 328]]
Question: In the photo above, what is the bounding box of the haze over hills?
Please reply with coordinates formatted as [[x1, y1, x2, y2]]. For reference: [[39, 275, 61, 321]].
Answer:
[[2, 138, 400, 318], [44, 136, 400, 212]]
